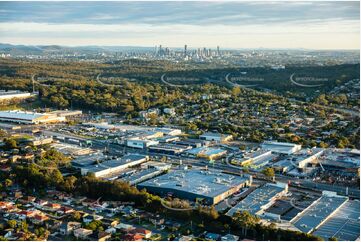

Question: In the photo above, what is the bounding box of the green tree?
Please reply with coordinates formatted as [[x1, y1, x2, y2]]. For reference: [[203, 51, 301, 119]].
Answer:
[[61, 176, 77, 192], [51, 169, 64, 186], [72, 211, 82, 221], [262, 167, 275, 178], [7, 220, 17, 229], [4, 138, 17, 150], [4, 179, 13, 187], [232, 211, 260, 236], [232, 86, 241, 97]]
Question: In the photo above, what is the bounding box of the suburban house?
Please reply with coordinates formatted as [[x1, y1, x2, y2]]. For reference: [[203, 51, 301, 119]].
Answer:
[[59, 221, 81, 235], [73, 228, 93, 239]]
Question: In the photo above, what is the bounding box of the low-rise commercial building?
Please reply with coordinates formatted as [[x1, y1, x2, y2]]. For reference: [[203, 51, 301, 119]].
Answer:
[[30, 137, 53, 146], [233, 149, 276, 169], [200, 132, 232, 143], [148, 143, 192, 155], [126, 139, 159, 149], [155, 127, 181, 136], [261, 141, 302, 155], [186, 147, 227, 160], [174, 139, 205, 148], [80, 154, 149, 178]]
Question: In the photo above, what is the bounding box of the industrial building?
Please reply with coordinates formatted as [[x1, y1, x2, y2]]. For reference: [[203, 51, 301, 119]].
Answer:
[[0, 110, 66, 124], [232, 149, 276, 169], [52, 143, 96, 157], [0, 90, 33, 100], [156, 135, 180, 143], [29, 137, 53, 146], [126, 139, 159, 149], [120, 162, 171, 185], [319, 149, 360, 170], [80, 154, 149, 178], [226, 183, 288, 218], [138, 169, 251, 205], [186, 147, 227, 160], [173, 139, 205, 148], [261, 141, 302, 155], [199, 132, 232, 143], [291, 191, 349, 234], [148, 143, 192, 155], [154, 127, 182, 136], [272, 148, 324, 175]]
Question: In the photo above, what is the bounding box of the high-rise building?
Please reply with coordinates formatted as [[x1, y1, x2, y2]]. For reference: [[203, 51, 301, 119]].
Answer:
[[184, 44, 187, 57], [217, 46, 220, 56], [159, 45, 162, 56]]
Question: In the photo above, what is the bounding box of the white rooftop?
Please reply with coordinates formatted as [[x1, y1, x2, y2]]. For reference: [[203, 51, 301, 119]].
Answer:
[[0, 110, 46, 121]]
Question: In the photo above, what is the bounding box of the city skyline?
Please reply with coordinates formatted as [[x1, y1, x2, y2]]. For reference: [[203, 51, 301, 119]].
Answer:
[[0, 1, 359, 50]]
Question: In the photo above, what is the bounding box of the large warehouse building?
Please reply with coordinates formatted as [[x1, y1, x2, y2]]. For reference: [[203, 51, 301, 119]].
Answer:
[[138, 169, 251, 205], [0, 110, 66, 124], [0, 90, 33, 100]]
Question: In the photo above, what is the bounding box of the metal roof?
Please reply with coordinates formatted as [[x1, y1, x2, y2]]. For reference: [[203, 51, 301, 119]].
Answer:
[[139, 169, 249, 199], [292, 195, 349, 234], [313, 200, 360, 241], [0, 110, 46, 121], [226, 183, 285, 216]]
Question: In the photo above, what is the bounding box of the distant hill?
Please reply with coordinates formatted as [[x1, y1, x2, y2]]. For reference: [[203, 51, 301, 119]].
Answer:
[[0, 43, 156, 55]]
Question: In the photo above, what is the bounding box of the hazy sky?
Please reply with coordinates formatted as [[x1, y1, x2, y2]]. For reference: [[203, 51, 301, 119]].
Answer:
[[0, 1, 359, 49]]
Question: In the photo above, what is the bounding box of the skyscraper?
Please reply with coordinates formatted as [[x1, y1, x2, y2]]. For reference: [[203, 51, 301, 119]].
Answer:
[[159, 45, 162, 56], [184, 44, 187, 57]]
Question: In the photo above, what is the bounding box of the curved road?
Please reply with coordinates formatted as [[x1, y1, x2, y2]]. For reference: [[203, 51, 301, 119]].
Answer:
[[31, 74, 50, 87]]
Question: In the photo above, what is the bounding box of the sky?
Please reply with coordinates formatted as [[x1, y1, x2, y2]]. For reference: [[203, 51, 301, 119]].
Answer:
[[0, 1, 359, 49]]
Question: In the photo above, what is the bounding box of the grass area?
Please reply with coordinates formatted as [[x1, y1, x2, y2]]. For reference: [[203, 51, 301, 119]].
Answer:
[[0, 103, 22, 111], [11, 134, 34, 140]]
